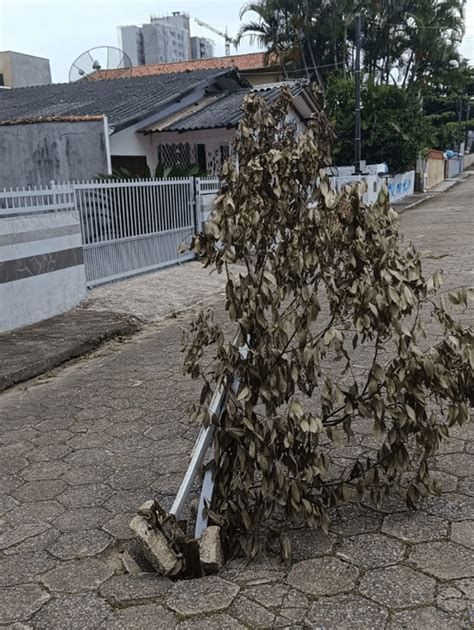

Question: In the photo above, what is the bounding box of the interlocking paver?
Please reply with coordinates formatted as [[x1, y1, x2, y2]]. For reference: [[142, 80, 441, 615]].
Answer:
[[0, 583, 50, 625], [335, 532, 406, 568], [0, 551, 56, 587], [57, 482, 113, 508], [99, 574, 171, 606], [228, 595, 276, 628], [286, 557, 359, 596], [451, 521, 474, 550], [0, 177, 472, 627], [387, 606, 469, 629], [31, 592, 112, 630], [382, 511, 449, 542], [359, 565, 436, 609], [0, 522, 50, 550], [40, 557, 114, 592], [13, 479, 67, 502], [52, 507, 113, 532], [176, 614, 246, 629], [47, 529, 113, 560], [5, 500, 66, 525], [408, 541, 474, 580], [166, 576, 240, 616], [305, 594, 389, 629], [101, 603, 177, 629], [421, 493, 474, 521]]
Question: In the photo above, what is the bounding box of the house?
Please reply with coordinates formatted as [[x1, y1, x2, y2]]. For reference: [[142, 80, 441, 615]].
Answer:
[[0, 68, 317, 187], [89, 52, 284, 87], [140, 82, 318, 175]]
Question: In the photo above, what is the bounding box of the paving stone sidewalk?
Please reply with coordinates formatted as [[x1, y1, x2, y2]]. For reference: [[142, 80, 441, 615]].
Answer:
[[0, 176, 473, 628]]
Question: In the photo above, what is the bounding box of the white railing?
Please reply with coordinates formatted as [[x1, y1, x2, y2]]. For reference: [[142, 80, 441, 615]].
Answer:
[[1, 177, 222, 288], [72, 178, 197, 286], [0, 184, 75, 217], [196, 176, 221, 227]]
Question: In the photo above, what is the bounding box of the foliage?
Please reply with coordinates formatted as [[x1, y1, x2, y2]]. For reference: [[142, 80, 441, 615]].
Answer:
[[238, 1, 468, 91], [97, 163, 207, 181], [183, 88, 473, 560], [325, 76, 433, 171], [154, 163, 208, 178], [423, 62, 474, 150]]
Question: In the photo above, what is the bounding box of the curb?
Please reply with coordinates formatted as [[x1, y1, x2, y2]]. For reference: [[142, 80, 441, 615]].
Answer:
[[0, 313, 141, 392]]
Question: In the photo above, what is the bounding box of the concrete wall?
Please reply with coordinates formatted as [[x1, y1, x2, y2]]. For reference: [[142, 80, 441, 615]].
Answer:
[[0, 119, 110, 188], [0, 202, 87, 331], [386, 170, 415, 202], [426, 157, 445, 189], [0, 51, 51, 87], [464, 153, 474, 169]]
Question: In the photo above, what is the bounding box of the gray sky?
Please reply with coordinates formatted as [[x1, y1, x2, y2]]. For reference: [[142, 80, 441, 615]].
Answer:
[[1, 0, 473, 84]]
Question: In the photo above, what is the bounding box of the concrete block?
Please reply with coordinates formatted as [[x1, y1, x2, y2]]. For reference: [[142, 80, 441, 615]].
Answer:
[[199, 526, 224, 574], [129, 514, 182, 577], [121, 550, 143, 576]]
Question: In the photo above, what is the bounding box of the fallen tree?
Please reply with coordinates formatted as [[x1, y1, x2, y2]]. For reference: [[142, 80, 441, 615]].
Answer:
[[183, 86, 473, 562]]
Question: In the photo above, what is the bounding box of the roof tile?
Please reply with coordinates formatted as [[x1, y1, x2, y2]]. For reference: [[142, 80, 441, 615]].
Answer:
[[90, 53, 274, 81]]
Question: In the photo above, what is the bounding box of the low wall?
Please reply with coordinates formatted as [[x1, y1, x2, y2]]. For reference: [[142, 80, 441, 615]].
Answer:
[[463, 153, 474, 169], [386, 170, 415, 202], [0, 195, 87, 332], [446, 157, 463, 179], [426, 157, 445, 189], [330, 174, 381, 204]]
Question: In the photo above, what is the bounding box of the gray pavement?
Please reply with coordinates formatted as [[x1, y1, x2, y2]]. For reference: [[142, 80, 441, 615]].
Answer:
[[0, 175, 473, 628]]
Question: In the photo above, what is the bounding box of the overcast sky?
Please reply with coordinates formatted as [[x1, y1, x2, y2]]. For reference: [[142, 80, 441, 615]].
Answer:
[[1, 0, 473, 83]]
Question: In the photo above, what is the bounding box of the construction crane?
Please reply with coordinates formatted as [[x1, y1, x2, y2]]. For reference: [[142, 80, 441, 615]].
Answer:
[[194, 18, 237, 56]]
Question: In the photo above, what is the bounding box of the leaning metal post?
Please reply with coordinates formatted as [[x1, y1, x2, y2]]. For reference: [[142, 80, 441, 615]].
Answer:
[[169, 342, 248, 536]]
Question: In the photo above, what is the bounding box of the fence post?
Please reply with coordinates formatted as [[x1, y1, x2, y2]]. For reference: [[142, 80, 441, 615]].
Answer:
[[193, 177, 200, 235]]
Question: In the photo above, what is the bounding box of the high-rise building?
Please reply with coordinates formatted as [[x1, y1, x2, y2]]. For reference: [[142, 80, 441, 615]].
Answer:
[[119, 12, 214, 66], [190, 37, 214, 60], [0, 51, 51, 88]]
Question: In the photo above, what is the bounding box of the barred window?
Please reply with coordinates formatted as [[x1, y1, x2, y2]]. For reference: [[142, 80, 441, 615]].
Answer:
[[157, 143, 195, 169]]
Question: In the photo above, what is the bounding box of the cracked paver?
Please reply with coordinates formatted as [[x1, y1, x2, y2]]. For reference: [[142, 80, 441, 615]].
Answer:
[[0, 175, 472, 627]]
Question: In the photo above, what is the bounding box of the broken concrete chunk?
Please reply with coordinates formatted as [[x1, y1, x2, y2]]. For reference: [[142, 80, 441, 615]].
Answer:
[[121, 550, 143, 576], [199, 526, 224, 574], [130, 514, 181, 576]]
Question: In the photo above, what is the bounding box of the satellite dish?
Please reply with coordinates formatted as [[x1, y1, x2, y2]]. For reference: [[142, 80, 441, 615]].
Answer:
[[69, 46, 132, 81]]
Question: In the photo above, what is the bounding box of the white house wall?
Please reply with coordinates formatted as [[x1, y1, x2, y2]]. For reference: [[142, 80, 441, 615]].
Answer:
[[155, 128, 235, 174], [0, 207, 86, 331], [108, 83, 212, 173]]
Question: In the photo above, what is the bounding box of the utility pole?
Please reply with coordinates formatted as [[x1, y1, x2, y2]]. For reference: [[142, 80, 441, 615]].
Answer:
[[457, 96, 463, 157], [353, 13, 362, 175]]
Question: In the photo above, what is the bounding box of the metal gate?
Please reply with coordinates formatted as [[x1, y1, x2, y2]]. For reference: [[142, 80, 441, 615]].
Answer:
[[74, 178, 196, 287], [195, 176, 220, 230]]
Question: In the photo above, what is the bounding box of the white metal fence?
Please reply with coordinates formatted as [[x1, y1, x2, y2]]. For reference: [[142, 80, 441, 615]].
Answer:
[[73, 178, 199, 286], [196, 177, 221, 228], [0, 185, 75, 217]]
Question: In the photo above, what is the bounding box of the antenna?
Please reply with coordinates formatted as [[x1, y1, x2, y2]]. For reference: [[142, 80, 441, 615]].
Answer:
[[194, 18, 237, 56], [69, 46, 132, 82]]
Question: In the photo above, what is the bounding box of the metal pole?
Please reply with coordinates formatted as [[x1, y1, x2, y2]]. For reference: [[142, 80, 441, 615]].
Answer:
[[457, 96, 463, 157], [354, 13, 362, 175]]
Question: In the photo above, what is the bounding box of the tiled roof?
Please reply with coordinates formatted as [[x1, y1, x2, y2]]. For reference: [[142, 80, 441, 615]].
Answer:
[[0, 114, 104, 126], [90, 52, 276, 80], [143, 82, 307, 133], [0, 69, 237, 130]]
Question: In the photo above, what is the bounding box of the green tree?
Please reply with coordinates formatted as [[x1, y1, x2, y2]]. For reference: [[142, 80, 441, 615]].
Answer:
[[238, 0, 467, 91], [325, 76, 433, 171]]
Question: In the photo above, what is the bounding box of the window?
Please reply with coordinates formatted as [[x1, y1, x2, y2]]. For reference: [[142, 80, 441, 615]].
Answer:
[[158, 143, 193, 169], [111, 155, 149, 177]]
